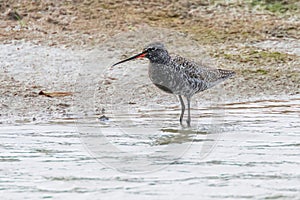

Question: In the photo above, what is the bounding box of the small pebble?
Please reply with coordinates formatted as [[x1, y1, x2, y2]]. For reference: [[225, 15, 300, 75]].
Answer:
[[99, 115, 109, 122]]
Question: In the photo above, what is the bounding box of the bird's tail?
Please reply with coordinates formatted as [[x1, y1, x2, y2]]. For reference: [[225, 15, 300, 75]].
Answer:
[[217, 69, 235, 80]]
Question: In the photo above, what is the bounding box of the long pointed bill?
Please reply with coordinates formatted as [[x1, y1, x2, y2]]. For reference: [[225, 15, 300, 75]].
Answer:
[[112, 51, 147, 67]]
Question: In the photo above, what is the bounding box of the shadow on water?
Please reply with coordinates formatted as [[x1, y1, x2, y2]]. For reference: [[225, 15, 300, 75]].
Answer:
[[156, 128, 209, 145], [76, 103, 224, 173]]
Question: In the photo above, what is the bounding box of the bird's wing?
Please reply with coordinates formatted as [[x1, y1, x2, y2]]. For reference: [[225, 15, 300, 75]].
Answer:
[[172, 55, 235, 83]]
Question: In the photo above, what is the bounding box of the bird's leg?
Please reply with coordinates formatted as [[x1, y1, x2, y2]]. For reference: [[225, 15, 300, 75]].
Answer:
[[178, 95, 185, 126], [186, 97, 191, 127]]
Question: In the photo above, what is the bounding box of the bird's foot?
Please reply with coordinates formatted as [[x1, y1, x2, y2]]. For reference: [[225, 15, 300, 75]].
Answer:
[[180, 118, 184, 126], [186, 120, 191, 128]]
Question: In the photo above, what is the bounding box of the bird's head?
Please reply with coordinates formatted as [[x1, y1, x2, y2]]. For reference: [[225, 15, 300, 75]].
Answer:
[[112, 42, 170, 67]]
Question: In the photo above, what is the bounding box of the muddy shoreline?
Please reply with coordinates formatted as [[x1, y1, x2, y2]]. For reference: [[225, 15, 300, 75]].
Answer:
[[0, 1, 299, 124]]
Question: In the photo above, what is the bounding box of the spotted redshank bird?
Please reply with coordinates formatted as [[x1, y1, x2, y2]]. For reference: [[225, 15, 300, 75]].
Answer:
[[112, 42, 235, 127]]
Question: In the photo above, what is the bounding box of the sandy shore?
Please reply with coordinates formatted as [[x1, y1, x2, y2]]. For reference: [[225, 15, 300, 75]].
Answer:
[[0, 1, 299, 124]]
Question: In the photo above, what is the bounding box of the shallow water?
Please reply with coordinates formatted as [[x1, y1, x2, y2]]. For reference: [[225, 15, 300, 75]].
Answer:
[[0, 95, 300, 199]]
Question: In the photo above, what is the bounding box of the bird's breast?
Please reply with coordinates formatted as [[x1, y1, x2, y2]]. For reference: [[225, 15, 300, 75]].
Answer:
[[148, 63, 193, 96]]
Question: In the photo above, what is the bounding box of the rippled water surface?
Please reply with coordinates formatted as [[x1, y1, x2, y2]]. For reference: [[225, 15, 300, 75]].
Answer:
[[1, 95, 300, 199]]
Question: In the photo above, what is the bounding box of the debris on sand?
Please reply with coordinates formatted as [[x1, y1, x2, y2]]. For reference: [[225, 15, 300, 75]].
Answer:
[[38, 91, 73, 98]]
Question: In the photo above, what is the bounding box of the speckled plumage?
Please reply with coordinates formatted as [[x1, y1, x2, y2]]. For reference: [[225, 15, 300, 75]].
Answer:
[[112, 42, 235, 127]]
